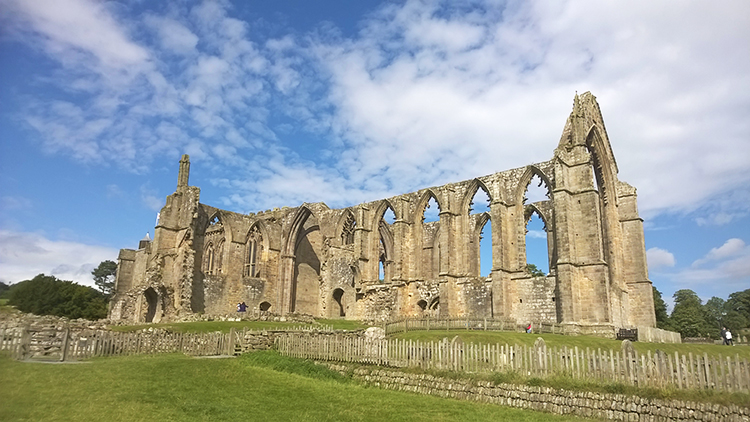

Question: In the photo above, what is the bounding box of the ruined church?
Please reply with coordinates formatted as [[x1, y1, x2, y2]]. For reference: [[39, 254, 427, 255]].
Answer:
[[110, 92, 657, 332]]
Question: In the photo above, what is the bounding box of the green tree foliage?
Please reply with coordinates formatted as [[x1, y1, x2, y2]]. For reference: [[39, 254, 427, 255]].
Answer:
[[652, 286, 670, 330], [91, 260, 117, 296], [6, 274, 108, 320], [526, 264, 545, 277], [669, 289, 715, 338], [0, 281, 9, 298], [726, 289, 750, 325]]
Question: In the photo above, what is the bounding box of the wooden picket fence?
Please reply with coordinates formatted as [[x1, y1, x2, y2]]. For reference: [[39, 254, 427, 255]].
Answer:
[[0, 327, 239, 361], [275, 333, 750, 392]]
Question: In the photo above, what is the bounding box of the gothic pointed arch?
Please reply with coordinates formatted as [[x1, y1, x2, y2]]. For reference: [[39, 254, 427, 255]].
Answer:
[[281, 206, 322, 315], [415, 189, 442, 223], [515, 165, 553, 205], [371, 199, 398, 228], [462, 178, 493, 215], [337, 209, 357, 246], [245, 222, 268, 277], [585, 125, 619, 207]]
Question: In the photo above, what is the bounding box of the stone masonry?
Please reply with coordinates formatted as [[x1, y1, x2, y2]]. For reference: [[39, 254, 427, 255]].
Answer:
[[109, 92, 656, 330]]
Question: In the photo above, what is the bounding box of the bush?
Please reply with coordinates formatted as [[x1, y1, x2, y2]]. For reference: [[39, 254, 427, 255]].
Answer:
[[6, 274, 108, 320]]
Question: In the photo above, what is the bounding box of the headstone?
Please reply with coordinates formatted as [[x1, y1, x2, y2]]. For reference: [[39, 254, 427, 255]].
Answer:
[[621, 339, 635, 356]]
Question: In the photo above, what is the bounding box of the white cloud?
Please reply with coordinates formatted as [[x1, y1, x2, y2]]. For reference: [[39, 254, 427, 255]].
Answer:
[[0, 230, 118, 287], [692, 238, 748, 267], [667, 238, 750, 291], [4, 0, 750, 219], [647, 247, 676, 269], [145, 15, 199, 55]]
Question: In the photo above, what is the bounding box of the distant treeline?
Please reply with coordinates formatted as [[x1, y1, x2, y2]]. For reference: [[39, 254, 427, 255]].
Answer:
[[654, 287, 750, 338], [3, 274, 108, 320]]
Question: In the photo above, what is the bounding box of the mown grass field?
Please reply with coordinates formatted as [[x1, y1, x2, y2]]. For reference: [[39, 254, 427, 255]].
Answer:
[[0, 351, 597, 422]]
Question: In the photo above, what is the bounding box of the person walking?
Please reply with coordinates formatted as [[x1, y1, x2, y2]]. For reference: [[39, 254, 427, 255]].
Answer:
[[721, 327, 728, 345], [726, 329, 734, 346]]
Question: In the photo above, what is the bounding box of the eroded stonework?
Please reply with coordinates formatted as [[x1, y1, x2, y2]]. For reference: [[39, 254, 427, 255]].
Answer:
[[110, 92, 656, 329]]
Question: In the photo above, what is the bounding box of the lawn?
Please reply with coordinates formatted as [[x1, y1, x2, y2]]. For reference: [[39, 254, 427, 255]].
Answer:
[[391, 330, 750, 360], [0, 352, 596, 422]]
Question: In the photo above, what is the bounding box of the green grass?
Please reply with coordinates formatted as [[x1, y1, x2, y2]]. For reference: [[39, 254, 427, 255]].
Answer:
[[110, 318, 368, 333], [0, 352, 596, 422], [0, 298, 8, 306], [392, 330, 750, 360]]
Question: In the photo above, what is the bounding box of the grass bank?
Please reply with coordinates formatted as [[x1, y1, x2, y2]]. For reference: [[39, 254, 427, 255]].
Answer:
[[391, 330, 750, 360], [0, 352, 595, 422]]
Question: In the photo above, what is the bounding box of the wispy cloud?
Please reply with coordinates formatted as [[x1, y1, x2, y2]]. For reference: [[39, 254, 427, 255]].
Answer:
[[0, 230, 118, 287], [667, 238, 750, 291]]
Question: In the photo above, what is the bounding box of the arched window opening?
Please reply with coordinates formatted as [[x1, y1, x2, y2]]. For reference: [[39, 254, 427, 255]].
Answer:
[[422, 196, 440, 223], [523, 174, 549, 205], [259, 301, 271, 312], [586, 145, 607, 204], [245, 226, 263, 277], [144, 287, 158, 323], [203, 243, 215, 275], [378, 205, 395, 283], [470, 186, 492, 278], [383, 206, 396, 224], [468, 186, 490, 214], [525, 211, 549, 276], [479, 219, 492, 277], [332, 288, 345, 317], [341, 213, 356, 245], [378, 239, 386, 282], [417, 299, 427, 311]]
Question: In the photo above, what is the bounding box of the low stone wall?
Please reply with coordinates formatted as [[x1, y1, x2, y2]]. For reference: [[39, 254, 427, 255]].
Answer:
[[638, 326, 682, 343], [325, 364, 749, 422]]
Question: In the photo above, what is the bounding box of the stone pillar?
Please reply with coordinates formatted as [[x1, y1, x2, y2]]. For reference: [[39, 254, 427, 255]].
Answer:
[[177, 154, 190, 189]]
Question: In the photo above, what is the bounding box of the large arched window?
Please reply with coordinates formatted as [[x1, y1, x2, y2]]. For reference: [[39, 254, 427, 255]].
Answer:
[[341, 212, 356, 245], [245, 226, 263, 277], [203, 242, 215, 275]]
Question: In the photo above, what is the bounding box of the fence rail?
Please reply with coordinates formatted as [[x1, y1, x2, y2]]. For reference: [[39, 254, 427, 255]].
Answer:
[[275, 333, 750, 392], [0, 327, 242, 361]]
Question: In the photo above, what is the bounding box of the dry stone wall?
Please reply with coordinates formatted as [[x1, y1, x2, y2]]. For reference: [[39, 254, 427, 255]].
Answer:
[[326, 364, 749, 422]]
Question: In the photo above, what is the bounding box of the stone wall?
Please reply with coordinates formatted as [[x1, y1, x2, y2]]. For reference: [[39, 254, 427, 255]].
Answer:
[[325, 364, 749, 422]]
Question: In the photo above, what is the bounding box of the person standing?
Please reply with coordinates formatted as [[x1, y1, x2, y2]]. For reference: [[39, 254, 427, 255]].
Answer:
[[721, 327, 728, 345], [726, 329, 734, 346]]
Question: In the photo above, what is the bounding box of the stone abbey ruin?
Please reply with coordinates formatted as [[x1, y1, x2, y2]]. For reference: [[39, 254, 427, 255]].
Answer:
[[110, 92, 657, 332]]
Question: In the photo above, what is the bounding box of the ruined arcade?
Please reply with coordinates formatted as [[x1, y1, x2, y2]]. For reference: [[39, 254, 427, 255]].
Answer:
[[109, 92, 657, 332]]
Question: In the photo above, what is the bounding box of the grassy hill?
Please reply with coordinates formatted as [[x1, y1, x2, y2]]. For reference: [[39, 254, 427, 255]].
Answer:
[[0, 352, 595, 422]]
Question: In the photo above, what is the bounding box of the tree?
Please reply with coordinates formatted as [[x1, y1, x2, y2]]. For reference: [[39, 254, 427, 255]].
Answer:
[[92, 260, 117, 296], [526, 264, 545, 277], [0, 281, 9, 298], [652, 286, 670, 330], [726, 289, 750, 325], [670, 289, 714, 338], [6, 274, 108, 320]]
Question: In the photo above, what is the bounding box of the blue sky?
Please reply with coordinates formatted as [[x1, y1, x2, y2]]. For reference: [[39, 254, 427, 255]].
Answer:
[[1, 0, 748, 307]]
